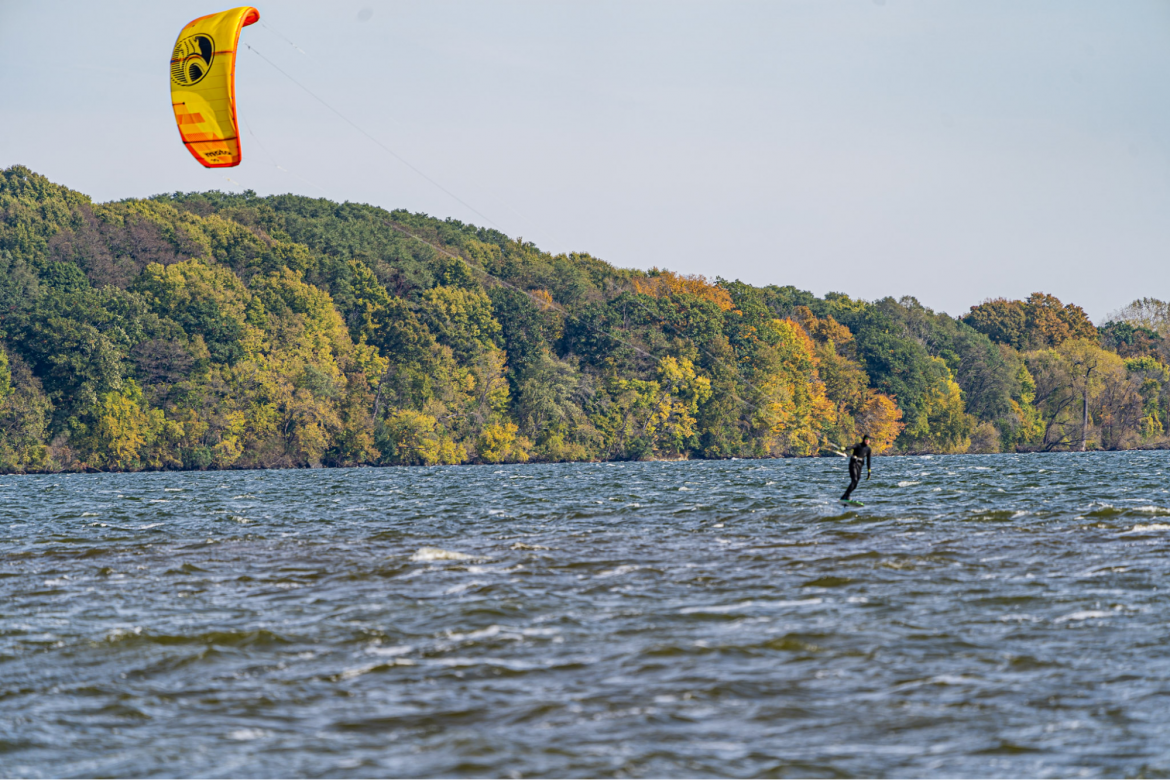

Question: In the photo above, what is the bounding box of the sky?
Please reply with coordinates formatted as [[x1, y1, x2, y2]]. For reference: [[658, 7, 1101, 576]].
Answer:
[[2, 1, 1168, 320]]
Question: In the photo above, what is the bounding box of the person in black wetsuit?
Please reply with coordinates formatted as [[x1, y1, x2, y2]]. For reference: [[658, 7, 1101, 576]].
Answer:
[[841, 435, 871, 501]]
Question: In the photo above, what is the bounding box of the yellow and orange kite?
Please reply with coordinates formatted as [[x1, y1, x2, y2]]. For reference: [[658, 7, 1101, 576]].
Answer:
[[170, 7, 260, 168]]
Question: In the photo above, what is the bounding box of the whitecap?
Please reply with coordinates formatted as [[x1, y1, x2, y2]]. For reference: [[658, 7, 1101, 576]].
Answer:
[[679, 598, 822, 614], [468, 565, 509, 574], [365, 644, 413, 657], [430, 656, 538, 671], [510, 542, 550, 551], [444, 581, 488, 594], [897, 481, 920, 487], [447, 625, 504, 641], [929, 675, 974, 685], [228, 729, 272, 741], [596, 564, 641, 578], [999, 613, 1038, 622], [410, 547, 474, 562], [1055, 610, 1111, 623], [1079, 566, 1130, 577], [336, 663, 378, 680], [1124, 523, 1170, 533], [105, 626, 143, 640]]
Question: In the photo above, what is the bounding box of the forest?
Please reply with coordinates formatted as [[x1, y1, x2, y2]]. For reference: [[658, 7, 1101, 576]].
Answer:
[[1, 165, 1167, 473]]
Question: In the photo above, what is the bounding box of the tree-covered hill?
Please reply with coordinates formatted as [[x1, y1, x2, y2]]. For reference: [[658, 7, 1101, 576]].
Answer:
[[0, 165, 1166, 472]]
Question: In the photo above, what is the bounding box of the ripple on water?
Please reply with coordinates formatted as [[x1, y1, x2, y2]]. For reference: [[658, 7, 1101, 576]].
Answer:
[[3, 453, 1170, 777]]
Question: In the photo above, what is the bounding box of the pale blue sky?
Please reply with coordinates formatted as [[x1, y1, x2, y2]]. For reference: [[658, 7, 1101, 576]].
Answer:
[[2, 1, 1168, 319]]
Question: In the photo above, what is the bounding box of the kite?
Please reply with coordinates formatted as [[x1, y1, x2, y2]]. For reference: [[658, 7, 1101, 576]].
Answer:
[[170, 6, 260, 168]]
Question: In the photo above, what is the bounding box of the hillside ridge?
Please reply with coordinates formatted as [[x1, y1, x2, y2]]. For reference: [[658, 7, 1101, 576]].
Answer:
[[0, 165, 1166, 472]]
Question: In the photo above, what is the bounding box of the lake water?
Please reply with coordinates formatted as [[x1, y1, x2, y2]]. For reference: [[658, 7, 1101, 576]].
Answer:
[[2, 452, 1170, 778]]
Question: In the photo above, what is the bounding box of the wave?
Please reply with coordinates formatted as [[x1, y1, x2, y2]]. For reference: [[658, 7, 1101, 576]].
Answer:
[[1054, 610, 1112, 623], [101, 628, 293, 648], [679, 598, 823, 615], [595, 564, 644, 578], [410, 547, 475, 562], [1126, 523, 1170, 533]]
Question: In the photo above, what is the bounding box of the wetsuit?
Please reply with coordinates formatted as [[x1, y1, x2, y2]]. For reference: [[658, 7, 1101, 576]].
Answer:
[[841, 441, 871, 500]]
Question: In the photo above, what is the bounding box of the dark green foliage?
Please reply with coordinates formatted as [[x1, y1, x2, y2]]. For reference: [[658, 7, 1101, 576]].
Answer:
[[560, 303, 634, 373], [843, 305, 938, 434], [875, 297, 1021, 423], [1099, 321, 1166, 361], [489, 287, 560, 377]]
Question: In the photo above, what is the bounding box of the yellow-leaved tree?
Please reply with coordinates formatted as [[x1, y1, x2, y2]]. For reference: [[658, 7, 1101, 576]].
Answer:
[[79, 381, 184, 471], [1057, 339, 1126, 451], [381, 409, 464, 466], [648, 356, 712, 457], [0, 347, 52, 472], [591, 356, 711, 460], [750, 319, 835, 456], [919, 362, 974, 454], [476, 421, 530, 464]]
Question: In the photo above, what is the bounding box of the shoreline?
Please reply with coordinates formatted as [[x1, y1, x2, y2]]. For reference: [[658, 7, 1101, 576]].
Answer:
[[2, 444, 1166, 477]]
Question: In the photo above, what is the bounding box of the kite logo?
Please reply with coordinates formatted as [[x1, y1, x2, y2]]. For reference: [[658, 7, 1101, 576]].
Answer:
[[171, 34, 215, 86]]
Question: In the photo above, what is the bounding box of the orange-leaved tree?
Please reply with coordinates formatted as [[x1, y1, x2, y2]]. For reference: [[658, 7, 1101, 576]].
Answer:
[[632, 269, 735, 312]]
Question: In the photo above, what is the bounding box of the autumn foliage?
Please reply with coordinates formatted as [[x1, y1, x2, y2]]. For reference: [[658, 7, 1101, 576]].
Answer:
[[964, 293, 1097, 351], [632, 269, 735, 311], [0, 165, 1167, 473]]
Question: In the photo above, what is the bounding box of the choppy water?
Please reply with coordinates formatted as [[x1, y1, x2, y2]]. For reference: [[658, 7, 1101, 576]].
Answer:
[[3, 452, 1170, 778]]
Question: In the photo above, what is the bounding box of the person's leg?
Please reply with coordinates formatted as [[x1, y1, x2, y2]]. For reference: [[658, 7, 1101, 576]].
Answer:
[[842, 461, 861, 499]]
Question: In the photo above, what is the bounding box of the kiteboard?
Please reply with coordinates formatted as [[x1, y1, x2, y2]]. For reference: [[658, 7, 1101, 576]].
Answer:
[[839, 499, 864, 507]]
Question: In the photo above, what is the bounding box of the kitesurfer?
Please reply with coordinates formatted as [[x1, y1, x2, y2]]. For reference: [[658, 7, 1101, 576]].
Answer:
[[841, 434, 871, 501]]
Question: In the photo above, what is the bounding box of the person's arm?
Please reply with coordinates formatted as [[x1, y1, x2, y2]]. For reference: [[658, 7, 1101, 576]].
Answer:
[[866, 447, 871, 478]]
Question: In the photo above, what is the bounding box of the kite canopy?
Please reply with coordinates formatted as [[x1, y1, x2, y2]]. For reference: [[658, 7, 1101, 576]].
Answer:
[[170, 6, 260, 168]]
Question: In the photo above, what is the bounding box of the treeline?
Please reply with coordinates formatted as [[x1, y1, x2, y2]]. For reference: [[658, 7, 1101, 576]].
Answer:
[[0, 165, 1167, 472]]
